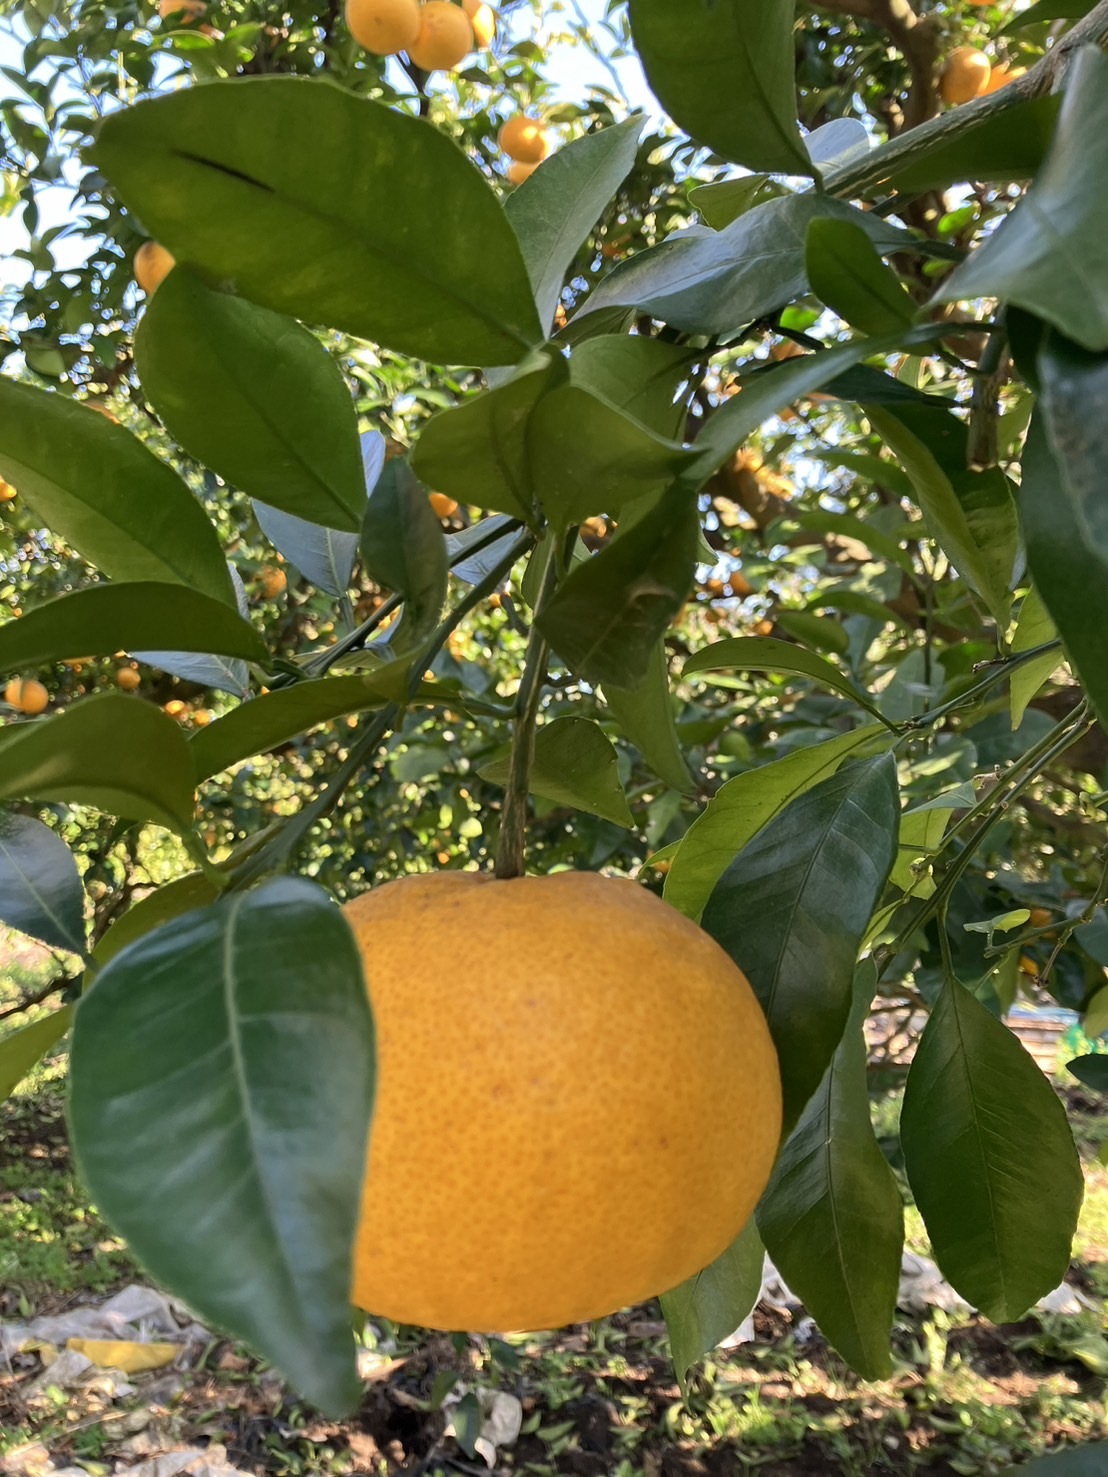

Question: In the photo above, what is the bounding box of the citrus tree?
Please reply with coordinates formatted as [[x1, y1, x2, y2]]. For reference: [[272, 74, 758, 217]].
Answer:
[[2, 0, 1108, 1452]]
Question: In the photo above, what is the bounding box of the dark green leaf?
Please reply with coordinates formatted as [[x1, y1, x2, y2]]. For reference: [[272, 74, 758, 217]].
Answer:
[[569, 335, 696, 439], [585, 196, 917, 337], [880, 94, 1061, 195], [0, 380, 233, 604], [758, 965, 902, 1379], [660, 1219, 764, 1391], [70, 878, 372, 1415], [664, 725, 889, 921], [628, 0, 810, 176], [684, 635, 889, 722], [537, 483, 698, 686], [92, 873, 219, 967], [360, 461, 448, 651], [1068, 1055, 1108, 1092], [0, 809, 86, 954], [0, 583, 267, 670], [0, 1007, 71, 1104], [446, 516, 522, 585], [768, 508, 915, 572], [933, 48, 1108, 352], [602, 641, 695, 794], [479, 715, 633, 827], [254, 503, 360, 599], [901, 977, 1083, 1321], [700, 755, 899, 1129], [505, 116, 643, 331], [1008, 1445, 1108, 1476], [806, 218, 916, 337], [772, 610, 850, 655], [0, 693, 196, 833], [92, 77, 543, 366], [1010, 585, 1060, 728], [1002, 0, 1097, 29], [135, 270, 365, 531], [688, 176, 786, 230], [136, 567, 253, 700]]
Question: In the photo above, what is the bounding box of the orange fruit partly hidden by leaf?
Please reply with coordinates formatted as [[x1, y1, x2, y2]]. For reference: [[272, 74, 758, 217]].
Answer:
[[729, 570, 753, 598], [981, 62, 1025, 94], [115, 667, 141, 692], [753, 618, 775, 637], [158, 0, 206, 20], [163, 699, 188, 719], [134, 241, 176, 297], [347, 871, 781, 1330], [407, 0, 473, 70], [5, 678, 49, 715], [940, 47, 991, 105], [703, 577, 726, 598], [462, 0, 495, 46], [506, 160, 539, 185], [499, 115, 550, 164], [344, 0, 421, 54], [0, 480, 16, 502], [429, 492, 459, 519], [1029, 907, 1053, 929], [1019, 955, 1039, 978], [770, 339, 805, 362], [259, 567, 287, 598], [192, 709, 214, 727]]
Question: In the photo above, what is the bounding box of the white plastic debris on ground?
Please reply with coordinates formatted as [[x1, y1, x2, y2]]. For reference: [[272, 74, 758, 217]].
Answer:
[[0, 1283, 208, 1364]]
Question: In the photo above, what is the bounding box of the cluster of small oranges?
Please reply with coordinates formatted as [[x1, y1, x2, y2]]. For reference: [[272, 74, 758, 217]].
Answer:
[[940, 46, 1024, 105], [498, 113, 551, 185], [345, 0, 494, 73]]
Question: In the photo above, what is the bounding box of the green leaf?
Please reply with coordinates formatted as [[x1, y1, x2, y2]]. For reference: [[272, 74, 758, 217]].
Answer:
[[0, 810, 86, 954], [1008, 1444, 1108, 1475], [0, 381, 233, 605], [136, 566, 253, 700], [584, 196, 917, 338], [1010, 585, 1061, 729], [901, 976, 1083, 1322], [684, 636, 888, 723], [628, 0, 810, 176], [890, 805, 953, 899], [1068, 1056, 1108, 1093], [0, 693, 196, 833], [70, 878, 372, 1415], [757, 965, 902, 1380], [1084, 985, 1108, 1040], [569, 335, 696, 440], [0, 1007, 71, 1104], [253, 504, 360, 600], [660, 1219, 764, 1392], [767, 509, 915, 572], [360, 461, 448, 651], [932, 48, 1108, 352], [1002, 0, 1097, 27], [92, 873, 219, 967], [602, 641, 695, 795], [664, 725, 889, 921], [480, 715, 634, 827], [700, 754, 899, 1130], [867, 404, 1019, 628], [411, 354, 561, 523], [1020, 384, 1108, 728], [0, 583, 267, 670], [92, 77, 543, 366], [805, 218, 916, 337], [536, 482, 698, 687], [881, 94, 1061, 195], [505, 116, 643, 331], [688, 176, 786, 230], [135, 270, 365, 531]]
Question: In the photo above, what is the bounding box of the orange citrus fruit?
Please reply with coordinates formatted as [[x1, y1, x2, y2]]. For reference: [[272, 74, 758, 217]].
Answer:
[[347, 871, 781, 1330], [5, 678, 49, 715], [134, 241, 176, 297], [980, 62, 1025, 94], [729, 570, 753, 598], [940, 47, 991, 105], [345, 0, 421, 54], [407, 0, 473, 70], [499, 115, 550, 164], [259, 567, 287, 599], [115, 667, 141, 692], [158, 0, 206, 20], [0, 480, 16, 503], [506, 160, 539, 185], [429, 492, 459, 519], [462, 0, 495, 46], [163, 699, 188, 719]]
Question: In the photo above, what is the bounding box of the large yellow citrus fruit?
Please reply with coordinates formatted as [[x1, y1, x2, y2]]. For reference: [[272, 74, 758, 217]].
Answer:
[[347, 871, 781, 1331], [134, 241, 176, 297], [5, 678, 49, 715], [499, 114, 550, 164], [940, 47, 991, 105], [462, 0, 495, 47], [345, 0, 421, 55], [407, 1, 473, 70]]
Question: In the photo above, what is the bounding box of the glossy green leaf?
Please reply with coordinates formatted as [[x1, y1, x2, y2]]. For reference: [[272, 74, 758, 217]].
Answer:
[[70, 877, 372, 1415], [879, 94, 1061, 195], [660, 1219, 764, 1392], [688, 176, 786, 230], [360, 460, 448, 651], [1008, 1445, 1108, 1476], [569, 335, 696, 440], [1020, 370, 1108, 727], [771, 611, 849, 655], [505, 116, 643, 331], [0, 810, 85, 954], [135, 269, 365, 531], [0, 380, 233, 604], [0, 693, 196, 833], [1068, 1056, 1108, 1093], [806, 218, 916, 337], [602, 641, 695, 795], [0, 582, 267, 670], [254, 503, 360, 600], [0, 1007, 72, 1104], [136, 565, 253, 699], [92, 77, 543, 366], [684, 636, 888, 723], [479, 715, 634, 828], [758, 965, 902, 1380], [901, 977, 1083, 1321], [585, 196, 916, 337], [1010, 585, 1061, 728], [933, 48, 1108, 352], [700, 754, 899, 1129], [628, 0, 810, 176], [92, 873, 219, 967], [890, 805, 954, 899], [536, 482, 698, 687], [411, 354, 561, 523], [868, 404, 1019, 628], [664, 725, 889, 921]]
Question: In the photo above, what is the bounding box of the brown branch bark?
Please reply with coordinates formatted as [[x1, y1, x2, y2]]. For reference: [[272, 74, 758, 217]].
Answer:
[[813, 0, 941, 133]]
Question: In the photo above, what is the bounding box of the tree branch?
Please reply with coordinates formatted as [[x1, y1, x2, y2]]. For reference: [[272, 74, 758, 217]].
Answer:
[[813, 0, 941, 132]]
